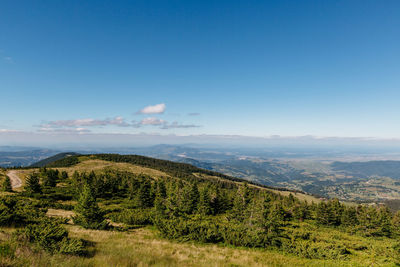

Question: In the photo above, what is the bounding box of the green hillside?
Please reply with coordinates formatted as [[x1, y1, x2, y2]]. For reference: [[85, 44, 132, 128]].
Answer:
[[29, 152, 80, 167], [1, 154, 400, 266]]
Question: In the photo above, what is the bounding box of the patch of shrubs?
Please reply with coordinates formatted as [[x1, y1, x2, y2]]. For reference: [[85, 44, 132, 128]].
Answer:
[[18, 218, 86, 255], [282, 239, 351, 260], [154, 215, 223, 243], [0, 196, 45, 226], [108, 208, 153, 226]]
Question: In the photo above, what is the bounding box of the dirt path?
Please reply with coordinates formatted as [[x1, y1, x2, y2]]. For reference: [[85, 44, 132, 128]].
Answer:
[[6, 170, 22, 189]]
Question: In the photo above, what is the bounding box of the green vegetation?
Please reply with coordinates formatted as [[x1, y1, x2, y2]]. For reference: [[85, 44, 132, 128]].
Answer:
[[2, 154, 400, 266], [2, 175, 12, 192], [73, 183, 108, 229]]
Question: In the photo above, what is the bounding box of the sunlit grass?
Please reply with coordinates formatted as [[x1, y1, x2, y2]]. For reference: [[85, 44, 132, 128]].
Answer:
[[2, 222, 397, 267]]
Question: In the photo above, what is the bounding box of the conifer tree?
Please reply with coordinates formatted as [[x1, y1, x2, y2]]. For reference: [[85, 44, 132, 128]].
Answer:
[[328, 198, 343, 226], [263, 202, 285, 243], [392, 211, 400, 237], [25, 173, 41, 194], [41, 169, 58, 187], [197, 185, 212, 215], [136, 179, 153, 208], [165, 182, 181, 216], [2, 175, 12, 192], [341, 206, 358, 227], [377, 206, 392, 237], [231, 184, 251, 221], [211, 186, 222, 215], [316, 201, 329, 225], [74, 183, 107, 229], [184, 182, 199, 214], [154, 180, 167, 215], [61, 171, 69, 180]]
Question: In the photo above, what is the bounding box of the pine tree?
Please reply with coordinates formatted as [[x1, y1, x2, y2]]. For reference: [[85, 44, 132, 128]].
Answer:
[[316, 202, 329, 225], [231, 184, 251, 221], [136, 179, 153, 208], [184, 182, 199, 214], [154, 180, 167, 215], [263, 202, 285, 243], [2, 176, 12, 192], [392, 211, 400, 237], [61, 171, 69, 180], [197, 185, 212, 215], [74, 183, 108, 229], [211, 186, 222, 215], [25, 173, 41, 194], [41, 169, 58, 187], [165, 182, 180, 216], [377, 206, 392, 237], [341, 206, 358, 227], [328, 198, 343, 226]]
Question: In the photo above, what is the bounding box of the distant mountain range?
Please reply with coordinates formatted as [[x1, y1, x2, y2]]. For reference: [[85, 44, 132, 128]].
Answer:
[[0, 148, 60, 167]]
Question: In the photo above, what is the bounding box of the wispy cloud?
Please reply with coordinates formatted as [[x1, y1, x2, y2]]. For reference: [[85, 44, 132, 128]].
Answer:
[[137, 103, 166, 114], [37, 127, 91, 134], [40, 117, 129, 128], [38, 115, 199, 131], [188, 113, 200, 116], [132, 117, 200, 129], [160, 121, 200, 129], [139, 117, 166, 125], [3, 56, 14, 64], [0, 129, 21, 133]]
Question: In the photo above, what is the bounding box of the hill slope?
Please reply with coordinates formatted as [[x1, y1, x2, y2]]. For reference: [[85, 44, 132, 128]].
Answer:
[[1, 153, 399, 266], [29, 152, 80, 167], [39, 153, 316, 201]]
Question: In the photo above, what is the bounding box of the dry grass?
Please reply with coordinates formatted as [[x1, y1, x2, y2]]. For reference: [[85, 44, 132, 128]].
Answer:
[[2, 222, 391, 267], [54, 159, 171, 180], [29, 226, 369, 267], [47, 208, 75, 219], [3, 169, 31, 192]]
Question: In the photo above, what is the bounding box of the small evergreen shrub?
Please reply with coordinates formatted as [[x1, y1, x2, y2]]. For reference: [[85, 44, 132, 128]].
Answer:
[[21, 218, 86, 255]]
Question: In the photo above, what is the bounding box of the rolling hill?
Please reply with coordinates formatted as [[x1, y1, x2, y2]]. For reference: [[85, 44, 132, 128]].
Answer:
[[1, 153, 400, 266]]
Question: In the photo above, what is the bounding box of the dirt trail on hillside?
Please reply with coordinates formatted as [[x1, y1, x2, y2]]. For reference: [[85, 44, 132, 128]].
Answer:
[[7, 170, 22, 189]]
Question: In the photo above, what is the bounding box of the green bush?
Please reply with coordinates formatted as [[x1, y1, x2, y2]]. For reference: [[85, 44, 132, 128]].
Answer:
[[155, 215, 223, 243], [0, 241, 15, 258], [108, 208, 153, 226], [21, 218, 86, 255], [2, 175, 12, 192], [281, 239, 350, 260], [0, 196, 45, 226]]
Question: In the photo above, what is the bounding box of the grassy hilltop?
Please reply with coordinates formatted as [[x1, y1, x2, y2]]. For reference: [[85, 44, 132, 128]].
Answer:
[[1, 154, 400, 266]]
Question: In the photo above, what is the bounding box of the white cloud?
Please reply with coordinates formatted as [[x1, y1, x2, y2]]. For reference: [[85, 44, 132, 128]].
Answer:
[[139, 117, 166, 125], [137, 103, 166, 114], [160, 121, 200, 129], [37, 114, 199, 131], [41, 116, 129, 128], [37, 127, 91, 134], [133, 117, 200, 129], [0, 129, 20, 133]]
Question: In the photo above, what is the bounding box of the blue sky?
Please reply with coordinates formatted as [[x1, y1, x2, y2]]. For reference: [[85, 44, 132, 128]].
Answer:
[[1, 0, 400, 145]]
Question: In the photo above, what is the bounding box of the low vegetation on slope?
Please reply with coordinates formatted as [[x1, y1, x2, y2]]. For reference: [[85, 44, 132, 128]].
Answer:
[[1, 154, 400, 266]]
